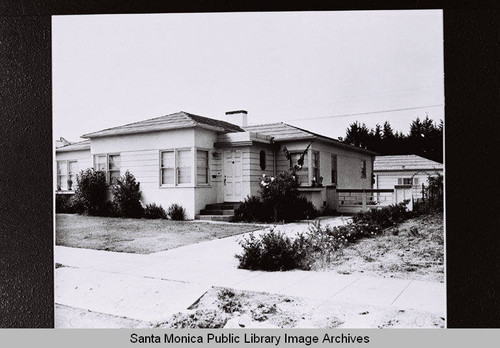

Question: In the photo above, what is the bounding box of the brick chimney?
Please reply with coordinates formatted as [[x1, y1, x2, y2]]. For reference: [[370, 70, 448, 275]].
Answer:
[[225, 110, 248, 128]]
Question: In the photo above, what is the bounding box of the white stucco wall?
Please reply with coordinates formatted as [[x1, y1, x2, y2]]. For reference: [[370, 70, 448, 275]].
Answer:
[[275, 140, 374, 189], [88, 128, 221, 219]]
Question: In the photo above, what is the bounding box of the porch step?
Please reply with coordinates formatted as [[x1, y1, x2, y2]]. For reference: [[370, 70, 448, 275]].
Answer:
[[205, 202, 242, 210], [195, 215, 234, 222], [199, 209, 235, 216]]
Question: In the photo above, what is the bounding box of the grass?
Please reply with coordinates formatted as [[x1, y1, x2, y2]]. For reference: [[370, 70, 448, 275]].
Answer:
[[56, 214, 262, 254], [324, 213, 444, 282]]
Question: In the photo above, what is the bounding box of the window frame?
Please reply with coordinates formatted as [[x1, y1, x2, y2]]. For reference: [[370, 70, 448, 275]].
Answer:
[[93, 153, 121, 185], [312, 151, 320, 182], [398, 177, 416, 185], [361, 159, 367, 179], [289, 151, 309, 186], [159, 148, 193, 187], [196, 149, 210, 186], [57, 160, 78, 191], [331, 154, 338, 186]]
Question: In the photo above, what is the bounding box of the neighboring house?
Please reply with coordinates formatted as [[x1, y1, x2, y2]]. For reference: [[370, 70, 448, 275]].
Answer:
[[373, 154, 444, 199], [55, 110, 376, 219]]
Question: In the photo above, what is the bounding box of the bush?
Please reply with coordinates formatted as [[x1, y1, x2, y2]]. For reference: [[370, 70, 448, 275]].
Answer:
[[167, 203, 186, 221], [74, 168, 109, 216], [289, 195, 320, 221], [56, 194, 82, 214], [353, 200, 412, 231], [414, 174, 443, 214], [111, 170, 144, 218], [233, 196, 272, 222], [260, 172, 300, 222], [235, 229, 312, 271], [143, 203, 167, 219], [102, 200, 121, 217]]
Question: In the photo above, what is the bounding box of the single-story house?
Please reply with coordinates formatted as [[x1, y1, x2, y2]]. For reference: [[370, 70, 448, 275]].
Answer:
[[373, 154, 444, 199], [56, 110, 377, 219]]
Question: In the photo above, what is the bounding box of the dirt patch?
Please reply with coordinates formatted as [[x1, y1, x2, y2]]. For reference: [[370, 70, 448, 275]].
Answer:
[[323, 213, 444, 282], [156, 287, 445, 329], [56, 214, 261, 254]]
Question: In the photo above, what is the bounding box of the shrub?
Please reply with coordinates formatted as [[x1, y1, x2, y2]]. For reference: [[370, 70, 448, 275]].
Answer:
[[56, 194, 82, 214], [235, 229, 312, 271], [111, 170, 144, 218], [165, 309, 228, 328], [143, 203, 167, 219], [233, 196, 271, 222], [167, 203, 186, 221], [289, 195, 320, 221], [102, 200, 121, 217], [353, 200, 411, 231], [74, 168, 109, 216], [217, 289, 242, 314], [259, 172, 300, 222], [414, 174, 443, 214]]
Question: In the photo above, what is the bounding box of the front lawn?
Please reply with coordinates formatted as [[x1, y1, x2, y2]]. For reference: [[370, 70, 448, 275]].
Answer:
[[56, 214, 262, 254]]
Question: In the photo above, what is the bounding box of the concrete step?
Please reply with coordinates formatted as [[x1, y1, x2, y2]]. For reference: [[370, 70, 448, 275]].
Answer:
[[205, 202, 241, 210], [195, 215, 234, 222], [199, 209, 235, 216]]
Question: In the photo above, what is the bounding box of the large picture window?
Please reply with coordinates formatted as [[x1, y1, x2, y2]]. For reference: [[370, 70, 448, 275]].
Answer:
[[160, 149, 192, 186], [94, 154, 121, 184]]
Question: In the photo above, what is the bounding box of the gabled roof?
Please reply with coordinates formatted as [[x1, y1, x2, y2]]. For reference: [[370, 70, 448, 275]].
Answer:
[[81, 111, 244, 139], [374, 155, 443, 172], [244, 122, 377, 155], [56, 140, 91, 152]]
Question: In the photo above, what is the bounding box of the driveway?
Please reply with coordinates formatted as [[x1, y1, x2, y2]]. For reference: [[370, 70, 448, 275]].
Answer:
[[55, 216, 446, 326]]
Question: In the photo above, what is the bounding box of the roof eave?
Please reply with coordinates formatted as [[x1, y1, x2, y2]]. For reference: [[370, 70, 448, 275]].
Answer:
[[81, 123, 229, 139]]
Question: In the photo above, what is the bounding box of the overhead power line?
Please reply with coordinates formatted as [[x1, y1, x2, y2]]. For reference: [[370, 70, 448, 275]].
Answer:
[[286, 104, 444, 122]]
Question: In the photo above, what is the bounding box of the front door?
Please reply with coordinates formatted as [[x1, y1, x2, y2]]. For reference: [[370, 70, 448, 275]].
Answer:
[[223, 149, 242, 202]]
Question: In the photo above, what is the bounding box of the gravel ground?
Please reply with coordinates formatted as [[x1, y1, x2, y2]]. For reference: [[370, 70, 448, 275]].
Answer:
[[322, 213, 444, 282]]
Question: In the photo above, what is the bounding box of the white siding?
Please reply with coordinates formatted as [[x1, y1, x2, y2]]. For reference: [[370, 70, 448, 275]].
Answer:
[[274, 140, 373, 189]]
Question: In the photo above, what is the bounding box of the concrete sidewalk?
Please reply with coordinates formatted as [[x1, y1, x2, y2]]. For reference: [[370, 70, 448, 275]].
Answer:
[[55, 217, 445, 325]]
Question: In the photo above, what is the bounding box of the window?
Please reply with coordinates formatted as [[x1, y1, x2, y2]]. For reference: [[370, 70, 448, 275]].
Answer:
[[259, 150, 266, 170], [289, 152, 308, 185], [57, 160, 78, 191], [331, 155, 337, 185], [312, 151, 320, 182], [398, 177, 416, 185], [197, 150, 209, 185], [68, 161, 78, 189], [361, 159, 367, 178], [94, 154, 121, 184], [177, 149, 191, 184], [160, 149, 192, 186], [57, 161, 68, 190], [160, 151, 175, 185]]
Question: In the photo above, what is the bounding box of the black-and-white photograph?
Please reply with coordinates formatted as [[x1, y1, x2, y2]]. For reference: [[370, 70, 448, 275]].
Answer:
[[53, 10, 445, 329]]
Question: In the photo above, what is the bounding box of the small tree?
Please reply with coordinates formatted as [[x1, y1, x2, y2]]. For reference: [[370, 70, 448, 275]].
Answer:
[[74, 168, 109, 216], [111, 170, 144, 218]]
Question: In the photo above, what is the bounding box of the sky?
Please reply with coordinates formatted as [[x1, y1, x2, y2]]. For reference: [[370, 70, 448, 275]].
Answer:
[[52, 10, 444, 142]]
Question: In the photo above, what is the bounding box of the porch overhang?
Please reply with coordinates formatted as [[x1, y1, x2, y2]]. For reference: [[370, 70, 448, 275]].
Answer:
[[214, 131, 273, 148]]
